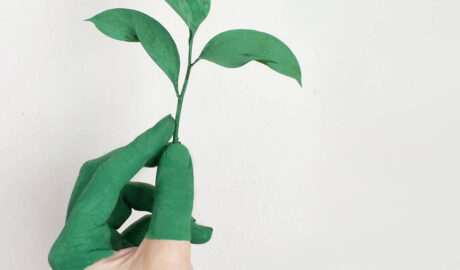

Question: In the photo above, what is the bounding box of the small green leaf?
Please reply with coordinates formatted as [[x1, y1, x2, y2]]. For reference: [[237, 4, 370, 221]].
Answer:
[[166, 0, 211, 33], [87, 8, 180, 91], [198, 29, 302, 85]]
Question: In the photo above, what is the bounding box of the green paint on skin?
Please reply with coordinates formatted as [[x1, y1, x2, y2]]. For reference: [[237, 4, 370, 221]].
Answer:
[[147, 143, 194, 240], [48, 116, 212, 270], [50, 1, 302, 268]]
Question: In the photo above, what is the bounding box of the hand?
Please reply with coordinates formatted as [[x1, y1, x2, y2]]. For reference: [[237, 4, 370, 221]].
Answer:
[[49, 115, 212, 270]]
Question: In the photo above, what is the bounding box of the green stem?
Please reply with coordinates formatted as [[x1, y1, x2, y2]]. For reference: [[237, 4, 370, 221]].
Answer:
[[173, 30, 195, 143]]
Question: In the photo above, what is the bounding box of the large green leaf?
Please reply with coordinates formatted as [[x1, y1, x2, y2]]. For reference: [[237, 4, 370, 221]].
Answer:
[[198, 29, 302, 85], [166, 0, 210, 33], [87, 8, 180, 91]]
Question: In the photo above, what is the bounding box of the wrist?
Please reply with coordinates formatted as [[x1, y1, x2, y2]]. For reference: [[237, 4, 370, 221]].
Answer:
[[132, 239, 192, 270]]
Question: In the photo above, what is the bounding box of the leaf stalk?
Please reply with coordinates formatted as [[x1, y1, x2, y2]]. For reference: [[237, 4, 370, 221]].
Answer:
[[173, 30, 195, 143]]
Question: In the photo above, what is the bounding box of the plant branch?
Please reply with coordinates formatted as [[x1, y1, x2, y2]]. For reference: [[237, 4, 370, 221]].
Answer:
[[191, 58, 200, 66], [173, 30, 195, 143]]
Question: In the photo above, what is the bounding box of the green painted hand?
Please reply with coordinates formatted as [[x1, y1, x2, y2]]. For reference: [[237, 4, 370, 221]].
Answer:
[[48, 115, 212, 270]]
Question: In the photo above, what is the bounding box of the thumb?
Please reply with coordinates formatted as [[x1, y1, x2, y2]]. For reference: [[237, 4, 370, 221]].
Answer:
[[146, 143, 194, 241]]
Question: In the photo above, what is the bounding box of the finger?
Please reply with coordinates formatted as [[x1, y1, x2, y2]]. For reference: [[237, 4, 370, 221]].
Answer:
[[191, 222, 213, 244], [110, 182, 213, 244], [66, 148, 122, 220], [107, 182, 155, 229], [110, 231, 135, 251], [146, 143, 194, 241], [121, 215, 151, 247], [144, 143, 170, 167], [68, 115, 175, 227]]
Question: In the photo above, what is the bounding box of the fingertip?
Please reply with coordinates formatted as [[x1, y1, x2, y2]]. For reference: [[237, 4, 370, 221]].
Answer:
[[168, 143, 190, 153], [191, 224, 213, 244], [129, 116, 175, 159], [162, 143, 191, 168], [158, 114, 175, 133], [165, 114, 175, 123], [144, 115, 175, 141]]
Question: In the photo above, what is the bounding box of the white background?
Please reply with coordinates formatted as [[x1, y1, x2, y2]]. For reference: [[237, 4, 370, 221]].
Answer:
[[1, 0, 460, 269]]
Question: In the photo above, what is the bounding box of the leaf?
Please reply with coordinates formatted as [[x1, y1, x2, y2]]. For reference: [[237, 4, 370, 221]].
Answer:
[[166, 0, 211, 33], [198, 29, 302, 85], [86, 8, 180, 91]]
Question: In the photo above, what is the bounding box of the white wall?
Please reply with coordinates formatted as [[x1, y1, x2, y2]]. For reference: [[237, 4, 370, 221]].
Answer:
[[1, 0, 460, 269]]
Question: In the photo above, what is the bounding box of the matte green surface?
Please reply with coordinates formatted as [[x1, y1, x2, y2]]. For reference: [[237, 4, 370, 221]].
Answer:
[[198, 29, 302, 85], [87, 8, 181, 91], [147, 143, 194, 240], [84, 3, 302, 146], [166, 0, 210, 33], [49, 116, 212, 270], [53, 2, 303, 268]]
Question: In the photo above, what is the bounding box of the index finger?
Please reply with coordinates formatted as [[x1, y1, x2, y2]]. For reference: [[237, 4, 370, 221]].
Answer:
[[67, 115, 175, 227]]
